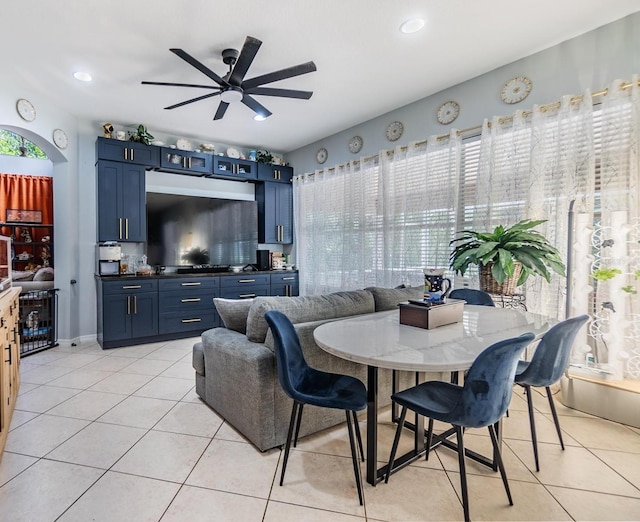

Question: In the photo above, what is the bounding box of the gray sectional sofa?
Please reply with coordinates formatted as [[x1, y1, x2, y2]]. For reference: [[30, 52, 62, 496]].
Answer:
[[192, 286, 422, 451]]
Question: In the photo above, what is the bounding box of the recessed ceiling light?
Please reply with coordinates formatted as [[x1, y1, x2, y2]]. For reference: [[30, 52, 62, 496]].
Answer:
[[399, 17, 425, 34], [253, 114, 268, 121], [73, 71, 92, 82]]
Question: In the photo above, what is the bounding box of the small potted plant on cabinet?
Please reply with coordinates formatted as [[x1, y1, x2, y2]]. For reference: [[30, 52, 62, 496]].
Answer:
[[449, 219, 566, 295]]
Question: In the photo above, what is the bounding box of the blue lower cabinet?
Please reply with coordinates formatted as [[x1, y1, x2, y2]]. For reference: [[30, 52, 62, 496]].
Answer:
[[100, 280, 159, 345], [270, 272, 299, 296]]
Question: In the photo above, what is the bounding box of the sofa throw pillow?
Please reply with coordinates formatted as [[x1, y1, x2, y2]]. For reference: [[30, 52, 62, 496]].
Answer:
[[213, 298, 254, 334], [365, 286, 423, 311], [12, 270, 35, 281], [246, 290, 375, 343]]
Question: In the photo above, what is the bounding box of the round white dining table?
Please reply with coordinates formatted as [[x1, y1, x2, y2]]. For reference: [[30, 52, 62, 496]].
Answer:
[[313, 304, 557, 485]]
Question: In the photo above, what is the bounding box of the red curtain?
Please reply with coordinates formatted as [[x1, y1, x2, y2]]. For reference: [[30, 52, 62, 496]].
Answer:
[[0, 173, 53, 242]]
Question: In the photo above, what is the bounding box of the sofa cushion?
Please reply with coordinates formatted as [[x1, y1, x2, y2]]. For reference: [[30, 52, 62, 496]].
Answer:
[[246, 290, 375, 343], [33, 267, 54, 281], [365, 286, 423, 311], [213, 298, 254, 334]]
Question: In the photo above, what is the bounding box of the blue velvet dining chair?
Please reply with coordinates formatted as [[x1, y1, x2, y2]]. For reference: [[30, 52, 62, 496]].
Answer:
[[514, 314, 589, 471], [386, 332, 535, 522], [264, 310, 368, 505], [449, 288, 495, 306]]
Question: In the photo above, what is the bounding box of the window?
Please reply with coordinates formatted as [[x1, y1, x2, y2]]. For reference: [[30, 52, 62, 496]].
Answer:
[[0, 130, 47, 159]]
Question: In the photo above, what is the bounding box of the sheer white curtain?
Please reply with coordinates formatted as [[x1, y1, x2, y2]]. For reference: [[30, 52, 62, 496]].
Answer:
[[587, 76, 640, 378], [294, 132, 462, 296], [466, 97, 595, 316]]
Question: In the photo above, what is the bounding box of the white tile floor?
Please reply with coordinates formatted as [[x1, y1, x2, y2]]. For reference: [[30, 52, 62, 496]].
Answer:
[[1, 337, 639, 521]]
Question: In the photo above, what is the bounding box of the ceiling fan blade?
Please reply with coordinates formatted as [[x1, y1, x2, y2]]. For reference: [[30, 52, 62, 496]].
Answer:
[[214, 101, 230, 120], [228, 36, 262, 85], [241, 95, 272, 118], [142, 81, 221, 90], [242, 61, 317, 89], [170, 48, 229, 86], [244, 87, 313, 99], [164, 92, 221, 110]]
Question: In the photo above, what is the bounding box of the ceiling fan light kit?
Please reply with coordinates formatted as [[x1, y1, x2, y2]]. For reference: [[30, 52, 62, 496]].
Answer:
[[142, 36, 316, 121]]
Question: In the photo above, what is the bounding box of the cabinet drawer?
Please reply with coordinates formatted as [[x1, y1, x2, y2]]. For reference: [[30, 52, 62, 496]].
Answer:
[[159, 290, 217, 313], [102, 279, 158, 294], [220, 274, 270, 287], [270, 272, 298, 284], [219, 286, 270, 299], [158, 310, 219, 335], [158, 277, 219, 292]]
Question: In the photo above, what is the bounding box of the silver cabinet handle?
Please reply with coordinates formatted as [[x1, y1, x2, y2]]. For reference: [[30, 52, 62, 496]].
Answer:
[[122, 285, 142, 289], [282, 277, 295, 281], [181, 298, 201, 303], [239, 293, 256, 298], [134, 295, 137, 314], [181, 318, 202, 323], [238, 279, 256, 283], [131, 148, 134, 162], [127, 295, 131, 315], [119, 218, 123, 240], [181, 282, 201, 286], [124, 148, 128, 161]]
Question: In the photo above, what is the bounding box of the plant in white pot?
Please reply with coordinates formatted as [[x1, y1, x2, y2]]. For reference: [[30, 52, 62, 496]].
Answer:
[[449, 219, 566, 295]]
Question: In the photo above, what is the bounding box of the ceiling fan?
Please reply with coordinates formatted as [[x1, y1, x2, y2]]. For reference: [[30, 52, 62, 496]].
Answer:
[[142, 36, 316, 121]]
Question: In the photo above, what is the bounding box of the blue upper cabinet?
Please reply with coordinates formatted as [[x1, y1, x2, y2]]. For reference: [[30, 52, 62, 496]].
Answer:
[[256, 182, 293, 244], [257, 163, 293, 183], [97, 161, 147, 242], [158, 147, 211, 176], [211, 156, 257, 181], [96, 137, 159, 167]]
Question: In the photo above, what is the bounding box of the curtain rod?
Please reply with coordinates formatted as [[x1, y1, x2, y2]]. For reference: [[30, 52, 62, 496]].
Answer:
[[297, 78, 639, 177]]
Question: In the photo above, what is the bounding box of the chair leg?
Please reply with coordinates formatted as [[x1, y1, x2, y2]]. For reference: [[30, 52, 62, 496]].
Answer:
[[425, 418, 434, 461], [280, 401, 299, 486], [345, 410, 364, 505], [488, 424, 513, 506], [293, 403, 305, 447], [455, 425, 471, 522], [523, 385, 540, 472], [385, 406, 407, 483], [352, 410, 365, 462], [546, 386, 565, 450]]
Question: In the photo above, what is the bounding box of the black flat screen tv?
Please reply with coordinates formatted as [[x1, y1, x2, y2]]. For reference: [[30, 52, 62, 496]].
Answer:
[[146, 193, 258, 267]]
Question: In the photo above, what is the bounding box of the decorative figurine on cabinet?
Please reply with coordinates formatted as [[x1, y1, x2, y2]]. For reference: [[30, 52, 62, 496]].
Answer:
[[102, 122, 114, 138]]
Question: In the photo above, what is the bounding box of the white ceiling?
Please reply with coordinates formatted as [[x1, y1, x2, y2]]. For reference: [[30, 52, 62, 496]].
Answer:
[[5, 1, 640, 152]]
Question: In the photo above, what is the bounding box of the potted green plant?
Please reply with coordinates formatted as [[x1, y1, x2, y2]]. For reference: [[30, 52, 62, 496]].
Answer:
[[449, 219, 566, 295], [128, 124, 154, 145]]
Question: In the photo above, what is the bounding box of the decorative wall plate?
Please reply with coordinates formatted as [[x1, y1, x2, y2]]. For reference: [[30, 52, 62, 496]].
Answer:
[[316, 147, 328, 164], [16, 98, 36, 122], [501, 76, 532, 104], [226, 147, 240, 158], [53, 128, 68, 149], [386, 121, 404, 142], [437, 101, 460, 124], [348, 135, 363, 154], [176, 138, 192, 151]]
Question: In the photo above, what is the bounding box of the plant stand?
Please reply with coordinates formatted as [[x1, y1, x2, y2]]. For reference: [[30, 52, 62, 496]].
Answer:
[[488, 293, 527, 311]]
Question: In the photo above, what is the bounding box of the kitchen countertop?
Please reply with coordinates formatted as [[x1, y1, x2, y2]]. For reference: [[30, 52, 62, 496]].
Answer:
[[96, 269, 297, 280]]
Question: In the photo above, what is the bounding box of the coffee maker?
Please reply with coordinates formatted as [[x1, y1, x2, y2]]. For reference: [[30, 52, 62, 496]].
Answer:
[[97, 243, 121, 275]]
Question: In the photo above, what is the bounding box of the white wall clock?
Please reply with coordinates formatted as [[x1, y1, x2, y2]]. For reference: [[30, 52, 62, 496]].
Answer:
[[437, 101, 460, 125], [53, 128, 68, 149], [501, 76, 532, 104], [16, 98, 36, 122], [385, 121, 404, 142], [316, 147, 328, 164], [348, 136, 363, 154]]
